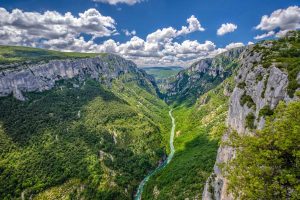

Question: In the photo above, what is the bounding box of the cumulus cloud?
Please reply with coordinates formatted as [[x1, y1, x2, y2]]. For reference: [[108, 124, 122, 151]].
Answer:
[[255, 6, 300, 39], [0, 8, 243, 67], [217, 23, 237, 36], [254, 31, 275, 40], [225, 42, 244, 50], [0, 7, 116, 46], [146, 15, 204, 44], [122, 29, 136, 36], [92, 0, 144, 5]]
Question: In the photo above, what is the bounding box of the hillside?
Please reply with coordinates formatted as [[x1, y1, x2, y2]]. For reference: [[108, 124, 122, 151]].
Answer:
[[142, 30, 300, 200], [203, 30, 300, 200], [0, 47, 171, 200], [143, 66, 184, 93], [0, 45, 104, 69], [142, 66, 184, 81], [0, 31, 299, 200], [164, 47, 245, 105]]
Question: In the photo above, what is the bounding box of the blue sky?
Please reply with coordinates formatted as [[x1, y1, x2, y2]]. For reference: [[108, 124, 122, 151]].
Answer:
[[0, 0, 299, 66]]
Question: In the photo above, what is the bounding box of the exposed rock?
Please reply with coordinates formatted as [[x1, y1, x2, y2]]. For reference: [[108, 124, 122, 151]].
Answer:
[[223, 83, 231, 97], [0, 54, 154, 100], [165, 47, 245, 104], [203, 42, 298, 200]]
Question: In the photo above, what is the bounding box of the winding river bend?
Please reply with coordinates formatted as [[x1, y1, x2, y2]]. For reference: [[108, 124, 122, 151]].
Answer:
[[134, 109, 176, 200]]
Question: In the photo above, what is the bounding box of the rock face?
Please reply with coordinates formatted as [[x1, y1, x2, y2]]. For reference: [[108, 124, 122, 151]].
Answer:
[[165, 47, 245, 104], [0, 54, 152, 100], [202, 44, 300, 200]]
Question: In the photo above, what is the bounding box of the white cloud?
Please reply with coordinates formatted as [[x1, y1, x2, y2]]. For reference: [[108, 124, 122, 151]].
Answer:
[[178, 15, 205, 35], [248, 41, 254, 45], [225, 42, 244, 50], [217, 23, 237, 36], [256, 6, 300, 31], [146, 15, 204, 44], [0, 7, 116, 46], [0, 8, 243, 67], [92, 0, 144, 5], [146, 27, 177, 43], [255, 6, 300, 39], [275, 30, 290, 38], [122, 29, 136, 36], [254, 31, 275, 40]]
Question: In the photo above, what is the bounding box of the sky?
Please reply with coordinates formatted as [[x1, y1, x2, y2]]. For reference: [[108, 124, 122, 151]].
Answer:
[[0, 0, 299, 67]]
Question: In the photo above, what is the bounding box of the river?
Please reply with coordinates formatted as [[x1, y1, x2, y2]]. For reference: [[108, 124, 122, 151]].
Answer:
[[134, 109, 176, 200]]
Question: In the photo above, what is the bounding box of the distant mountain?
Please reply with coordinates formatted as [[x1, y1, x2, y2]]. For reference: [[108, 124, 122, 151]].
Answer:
[[142, 66, 184, 81], [164, 47, 245, 105]]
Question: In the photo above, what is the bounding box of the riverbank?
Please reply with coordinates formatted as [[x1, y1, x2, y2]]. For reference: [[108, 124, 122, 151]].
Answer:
[[134, 109, 176, 200]]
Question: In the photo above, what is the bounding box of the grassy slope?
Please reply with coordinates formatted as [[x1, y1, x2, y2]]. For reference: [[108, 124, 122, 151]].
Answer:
[[142, 77, 234, 199], [0, 45, 105, 71], [0, 73, 170, 200]]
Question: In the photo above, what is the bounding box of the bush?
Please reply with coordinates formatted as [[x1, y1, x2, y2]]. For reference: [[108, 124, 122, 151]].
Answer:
[[240, 93, 255, 108], [237, 82, 246, 89], [259, 105, 274, 117], [225, 101, 300, 199], [245, 112, 255, 129]]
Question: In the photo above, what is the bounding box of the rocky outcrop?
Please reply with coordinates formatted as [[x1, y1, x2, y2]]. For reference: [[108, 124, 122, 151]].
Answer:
[[165, 47, 245, 104], [0, 54, 152, 100], [202, 43, 300, 200]]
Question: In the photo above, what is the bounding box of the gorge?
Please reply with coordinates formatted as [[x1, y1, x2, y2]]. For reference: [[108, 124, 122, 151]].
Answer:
[[0, 30, 299, 200]]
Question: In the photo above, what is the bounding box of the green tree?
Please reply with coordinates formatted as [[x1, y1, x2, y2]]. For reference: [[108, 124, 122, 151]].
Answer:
[[224, 101, 300, 200]]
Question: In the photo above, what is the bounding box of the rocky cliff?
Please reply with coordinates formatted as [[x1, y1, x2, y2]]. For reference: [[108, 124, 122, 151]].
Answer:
[[0, 54, 154, 101], [202, 31, 300, 200], [165, 47, 245, 105]]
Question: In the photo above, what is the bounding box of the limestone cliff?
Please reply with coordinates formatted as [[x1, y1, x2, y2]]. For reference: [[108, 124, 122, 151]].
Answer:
[[0, 54, 154, 100], [202, 31, 300, 200], [165, 47, 245, 105]]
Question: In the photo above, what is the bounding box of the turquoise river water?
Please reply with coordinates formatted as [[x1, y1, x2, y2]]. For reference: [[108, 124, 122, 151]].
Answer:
[[134, 109, 176, 200]]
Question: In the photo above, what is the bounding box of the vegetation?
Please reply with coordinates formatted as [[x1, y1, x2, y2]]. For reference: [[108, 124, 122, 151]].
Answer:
[[237, 81, 246, 89], [259, 105, 274, 117], [252, 30, 300, 97], [245, 112, 256, 129], [0, 31, 299, 200], [0, 45, 104, 71], [165, 53, 241, 106], [261, 74, 269, 98], [240, 93, 255, 108], [224, 101, 300, 199], [142, 77, 233, 199], [143, 66, 183, 81], [0, 74, 170, 199]]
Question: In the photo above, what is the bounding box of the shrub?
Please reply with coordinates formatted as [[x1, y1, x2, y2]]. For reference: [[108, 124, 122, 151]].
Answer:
[[240, 93, 255, 108], [256, 74, 263, 82], [259, 105, 274, 117], [261, 74, 269, 98], [225, 101, 300, 200], [245, 112, 255, 129], [237, 82, 246, 89]]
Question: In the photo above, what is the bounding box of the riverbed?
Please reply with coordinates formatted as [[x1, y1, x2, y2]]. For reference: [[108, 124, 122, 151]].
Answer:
[[134, 109, 176, 200]]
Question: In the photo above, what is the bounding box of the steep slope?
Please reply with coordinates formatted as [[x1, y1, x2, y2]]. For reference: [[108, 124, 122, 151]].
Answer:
[[0, 47, 170, 200], [142, 77, 234, 199], [143, 30, 300, 200], [143, 66, 184, 94], [165, 47, 244, 105], [203, 30, 300, 200], [141, 46, 242, 199], [142, 66, 184, 81]]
